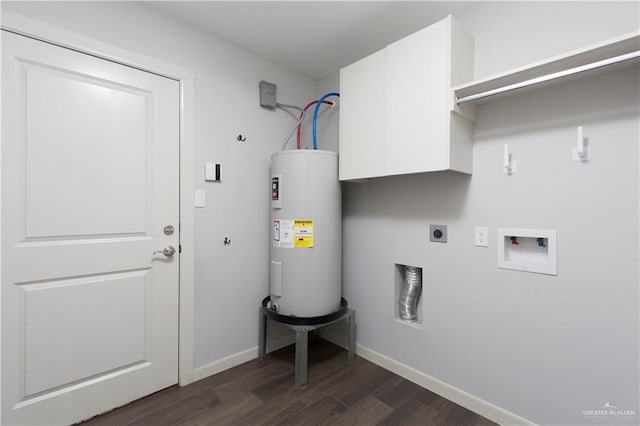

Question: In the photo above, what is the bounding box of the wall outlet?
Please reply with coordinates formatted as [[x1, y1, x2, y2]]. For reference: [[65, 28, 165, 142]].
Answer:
[[475, 226, 489, 247], [429, 225, 448, 243]]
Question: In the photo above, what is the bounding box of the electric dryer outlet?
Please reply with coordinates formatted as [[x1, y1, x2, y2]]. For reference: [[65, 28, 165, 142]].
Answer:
[[429, 225, 448, 243]]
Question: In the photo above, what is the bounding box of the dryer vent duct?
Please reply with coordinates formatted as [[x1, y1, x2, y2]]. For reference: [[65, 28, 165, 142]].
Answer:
[[399, 266, 422, 321]]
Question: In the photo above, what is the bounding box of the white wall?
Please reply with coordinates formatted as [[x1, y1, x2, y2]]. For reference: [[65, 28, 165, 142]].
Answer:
[[319, 2, 639, 425], [460, 1, 640, 79], [0, 1, 318, 369]]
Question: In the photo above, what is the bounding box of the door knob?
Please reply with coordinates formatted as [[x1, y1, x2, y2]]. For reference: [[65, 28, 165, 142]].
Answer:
[[154, 245, 176, 257]]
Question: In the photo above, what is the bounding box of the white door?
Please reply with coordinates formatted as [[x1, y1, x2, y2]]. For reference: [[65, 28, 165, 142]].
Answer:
[[1, 30, 180, 425]]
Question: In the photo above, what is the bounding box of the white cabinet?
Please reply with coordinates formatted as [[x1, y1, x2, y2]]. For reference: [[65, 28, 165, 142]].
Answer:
[[339, 49, 386, 180], [339, 15, 474, 181]]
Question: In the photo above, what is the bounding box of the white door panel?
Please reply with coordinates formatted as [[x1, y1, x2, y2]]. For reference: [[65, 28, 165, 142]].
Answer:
[[2, 30, 180, 425], [24, 61, 148, 238], [23, 270, 148, 396]]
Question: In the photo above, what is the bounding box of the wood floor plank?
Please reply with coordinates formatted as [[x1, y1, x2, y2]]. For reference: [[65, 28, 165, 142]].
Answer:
[[431, 401, 481, 426], [182, 393, 263, 426], [233, 393, 306, 425], [251, 371, 295, 402], [84, 384, 220, 426], [292, 356, 367, 405], [413, 388, 450, 411], [211, 361, 293, 402], [81, 387, 178, 426], [81, 339, 497, 426], [377, 398, 438, 426], [323, 395, 393, 425], [128, 389, 220, 426], [276, 395, 346, 425], [373, 375, 421, 409], [331, 361, 395, 408]]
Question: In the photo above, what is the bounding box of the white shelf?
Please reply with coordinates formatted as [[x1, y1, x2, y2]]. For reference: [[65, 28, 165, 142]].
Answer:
[[453, 31, 639, 106]]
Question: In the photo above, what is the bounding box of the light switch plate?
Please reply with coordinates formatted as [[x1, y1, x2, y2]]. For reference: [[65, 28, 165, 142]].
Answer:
[[194, 190, 205, 208]]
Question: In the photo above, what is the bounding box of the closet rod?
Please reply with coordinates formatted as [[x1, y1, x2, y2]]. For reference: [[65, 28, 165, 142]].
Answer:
[[456, 50, 640, 105]]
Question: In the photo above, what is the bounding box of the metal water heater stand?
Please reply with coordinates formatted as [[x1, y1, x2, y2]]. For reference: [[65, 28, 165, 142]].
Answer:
[[258, 297, 356, 388]]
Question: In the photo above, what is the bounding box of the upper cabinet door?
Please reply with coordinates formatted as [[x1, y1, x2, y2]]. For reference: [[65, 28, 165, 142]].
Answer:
[[385, 18, 450, 176], [339, 48, 387, 180], [339, 15, 475, 181]]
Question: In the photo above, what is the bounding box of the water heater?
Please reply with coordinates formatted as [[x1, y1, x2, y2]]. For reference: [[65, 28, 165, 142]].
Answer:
[[270, 150, 341, 317]]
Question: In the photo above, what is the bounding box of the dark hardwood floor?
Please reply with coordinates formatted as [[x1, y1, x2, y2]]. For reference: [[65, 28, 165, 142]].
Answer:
[[83, 339, 498, 426]]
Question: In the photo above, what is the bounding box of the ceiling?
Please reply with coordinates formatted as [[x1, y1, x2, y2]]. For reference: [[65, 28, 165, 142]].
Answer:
[[147, 1, 476, 79]]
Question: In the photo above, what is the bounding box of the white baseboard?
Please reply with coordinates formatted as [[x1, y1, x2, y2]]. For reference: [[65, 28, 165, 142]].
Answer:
[[355, 344, 535, 426], [192, 335, 295, 382]]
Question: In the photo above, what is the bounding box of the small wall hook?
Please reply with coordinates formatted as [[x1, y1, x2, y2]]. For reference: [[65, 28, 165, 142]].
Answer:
[[224, 237, 231, 245], [237, 134, 247, 142], [572, 126, 591, 162], [503, 144, 517, 174]]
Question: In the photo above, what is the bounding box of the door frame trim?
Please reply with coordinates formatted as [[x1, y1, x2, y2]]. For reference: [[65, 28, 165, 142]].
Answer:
[[0, 10, 197, 387]]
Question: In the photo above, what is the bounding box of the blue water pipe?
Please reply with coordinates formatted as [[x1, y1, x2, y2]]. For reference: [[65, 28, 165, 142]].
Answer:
[[312, 92, 340, 150]]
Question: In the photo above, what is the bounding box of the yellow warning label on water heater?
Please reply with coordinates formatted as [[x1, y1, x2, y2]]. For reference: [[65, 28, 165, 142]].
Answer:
[[294, 235, 313, 248], [293, 219, 313, 248]]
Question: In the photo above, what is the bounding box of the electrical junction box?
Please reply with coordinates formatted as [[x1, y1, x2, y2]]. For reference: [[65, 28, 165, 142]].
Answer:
[[259, 80, 277, 109]]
